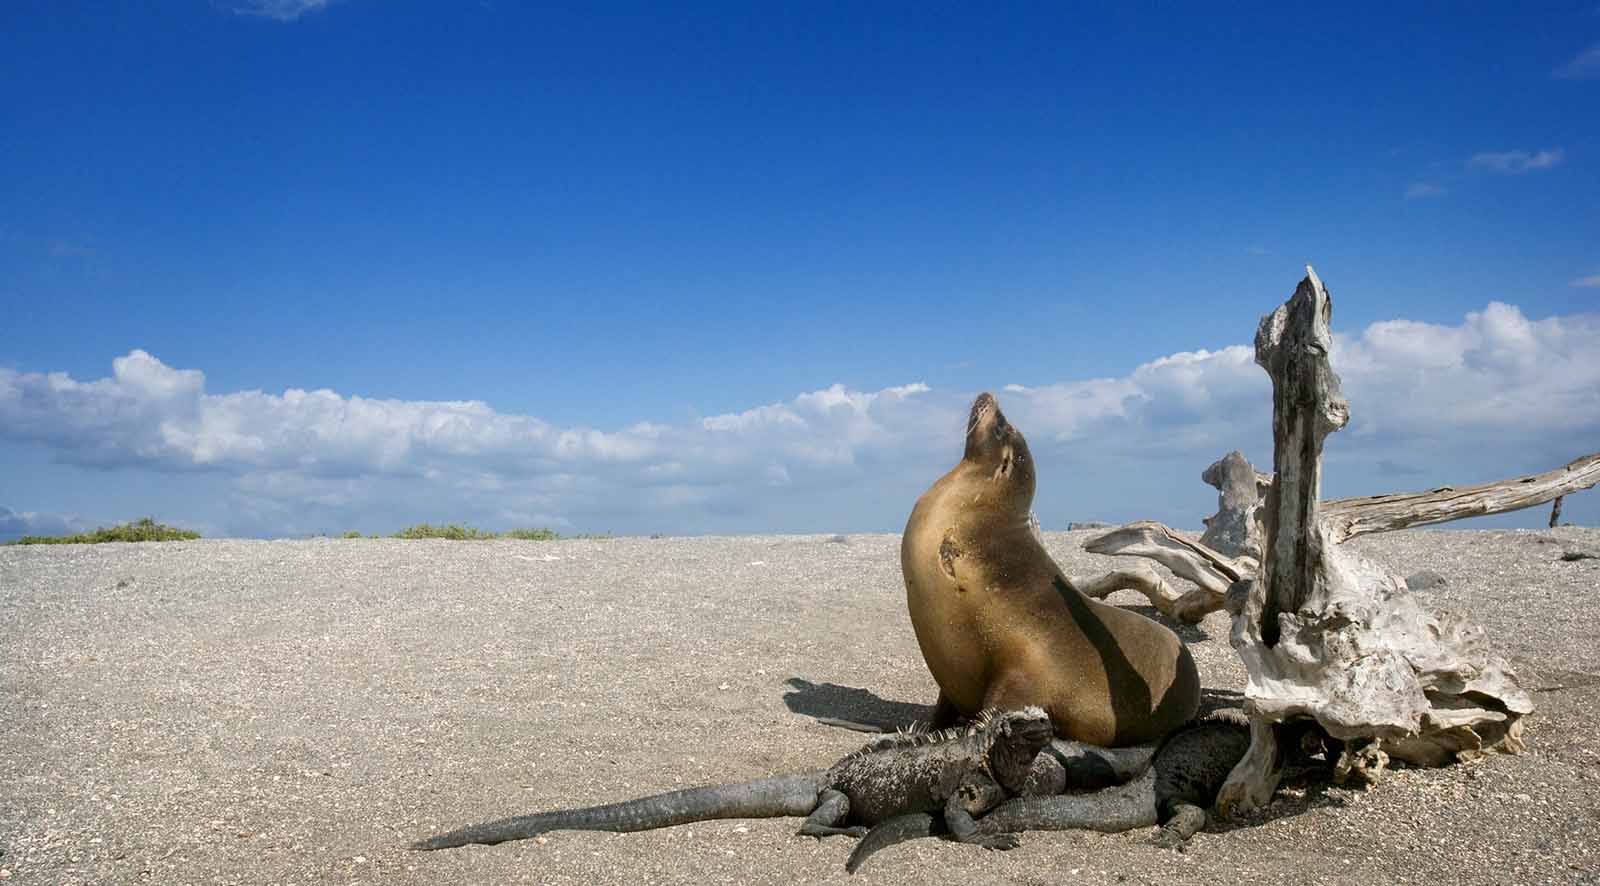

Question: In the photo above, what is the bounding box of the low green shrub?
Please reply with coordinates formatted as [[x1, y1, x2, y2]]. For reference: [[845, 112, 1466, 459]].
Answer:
[[7, 517, 200, 545]]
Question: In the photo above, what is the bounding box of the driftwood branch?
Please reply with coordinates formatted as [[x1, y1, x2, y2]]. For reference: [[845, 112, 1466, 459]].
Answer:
[[1071, 564, 1180, 610], [1320, 453, 1600, 544], [1080, 522, 1246, 623]]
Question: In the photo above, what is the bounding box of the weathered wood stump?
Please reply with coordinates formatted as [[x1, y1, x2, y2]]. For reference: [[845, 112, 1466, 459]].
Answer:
[[1215, 268, 1533, 815], [1199, 451, 1272, 562], [1072, 267, 1562, 816]]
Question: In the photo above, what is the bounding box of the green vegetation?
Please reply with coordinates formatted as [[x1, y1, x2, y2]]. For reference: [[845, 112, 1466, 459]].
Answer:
[[502, 527, 560, 540], [6, 517, 201, 545], [390, 523, 560, 541]]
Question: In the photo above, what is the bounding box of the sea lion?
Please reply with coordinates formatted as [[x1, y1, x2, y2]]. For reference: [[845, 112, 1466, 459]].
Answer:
[[902, 392, 1200, 746]]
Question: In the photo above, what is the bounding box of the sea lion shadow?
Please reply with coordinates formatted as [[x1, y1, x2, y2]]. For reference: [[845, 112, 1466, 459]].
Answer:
[[1126, 604, 1211, 645], [782, 678, 932, 730]]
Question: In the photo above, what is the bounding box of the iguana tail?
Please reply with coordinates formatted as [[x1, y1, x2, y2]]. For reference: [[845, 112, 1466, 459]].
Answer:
[[411, 773, 827, 850], [846, 812, 944, 874], [975, 766, 1161, 834]]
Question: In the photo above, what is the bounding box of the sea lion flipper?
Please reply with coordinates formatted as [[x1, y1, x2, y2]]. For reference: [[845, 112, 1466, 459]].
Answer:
[[929, 692, 961, 730]]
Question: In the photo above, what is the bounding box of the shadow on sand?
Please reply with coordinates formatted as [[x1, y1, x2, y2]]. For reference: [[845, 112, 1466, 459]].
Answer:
[[781, 677, 931, 732]]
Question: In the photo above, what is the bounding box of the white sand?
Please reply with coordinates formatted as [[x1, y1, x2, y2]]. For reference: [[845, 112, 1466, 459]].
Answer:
[[2, 528, 1596, 885]]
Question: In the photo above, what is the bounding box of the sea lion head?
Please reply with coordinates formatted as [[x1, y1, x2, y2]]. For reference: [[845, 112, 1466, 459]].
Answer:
[[962, 392, 1036, 507]]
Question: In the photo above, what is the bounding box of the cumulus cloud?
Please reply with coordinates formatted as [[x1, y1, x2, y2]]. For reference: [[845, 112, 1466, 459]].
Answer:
[[1467, 149, 1565, 174], [4, 300, 1597, 535], [1555, 42, 1600, 79], [1003, 346, 1268, 457], [0, 506, 95, 542], [1332, 302, 1600, 442], [228, 0, 330, 22], [0, 353, 954, 532], [1571, 274, 1600, 289]]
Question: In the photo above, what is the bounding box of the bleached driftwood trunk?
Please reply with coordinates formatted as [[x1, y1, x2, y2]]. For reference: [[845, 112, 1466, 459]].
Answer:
[[1073, 267, 1551, 814], [1212, 268, 1533, 815]]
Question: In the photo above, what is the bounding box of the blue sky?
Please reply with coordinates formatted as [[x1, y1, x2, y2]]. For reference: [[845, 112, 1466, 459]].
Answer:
[[2, 1, 1597, 540]]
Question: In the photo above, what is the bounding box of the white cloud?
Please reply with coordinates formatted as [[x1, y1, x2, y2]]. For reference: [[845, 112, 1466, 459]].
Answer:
[[1571, 274, 1600, 289], [228, 0, 330, 22], [1467, 149, 1565, 174], [0, 353, 950, 532], [1555, 42, 1600, 79], [4, 301, 1597, 536], [0, 506, 95, 542], [1404, 182, 1447, 200], [1332, 302, 1600, 441], [1003, 345, 1270, 459]]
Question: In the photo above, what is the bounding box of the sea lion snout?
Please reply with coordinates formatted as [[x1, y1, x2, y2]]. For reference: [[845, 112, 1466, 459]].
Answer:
[[965, 393, 1015, 459], [966, 393, 998, 437], [962, 393, 1034, 501]]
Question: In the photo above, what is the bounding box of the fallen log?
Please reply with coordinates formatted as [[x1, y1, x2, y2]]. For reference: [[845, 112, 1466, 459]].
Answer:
[[1320, 453, 1600, 543], [1081, 449, 1598, 621]]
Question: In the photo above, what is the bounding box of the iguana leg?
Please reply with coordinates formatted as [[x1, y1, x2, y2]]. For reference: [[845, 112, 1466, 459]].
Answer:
[[1150, 803, 1206, 849], [945, 780, 1020, 851], [796, 789, 869, 839]]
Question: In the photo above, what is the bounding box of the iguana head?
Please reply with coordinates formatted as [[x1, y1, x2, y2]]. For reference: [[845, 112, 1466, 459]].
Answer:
[[986, 706, 1053, 746], [980, 706, 1055, 792]]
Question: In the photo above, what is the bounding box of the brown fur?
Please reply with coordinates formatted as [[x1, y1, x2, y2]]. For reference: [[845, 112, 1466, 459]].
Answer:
[[901, 392, 1200, 746]]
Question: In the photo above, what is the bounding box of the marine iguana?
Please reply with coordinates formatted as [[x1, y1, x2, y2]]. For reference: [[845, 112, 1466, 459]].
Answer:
[[412, 706, 1054, 853], [845, 714, 1254, 873]]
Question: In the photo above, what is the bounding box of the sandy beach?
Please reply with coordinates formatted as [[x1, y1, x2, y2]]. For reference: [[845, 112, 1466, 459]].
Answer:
[[2, 528, 1597, 885]]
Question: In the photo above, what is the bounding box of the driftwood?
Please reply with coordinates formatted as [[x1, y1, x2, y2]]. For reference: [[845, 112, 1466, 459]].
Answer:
[[1213, 268, 1532, 815], [1075, 267, 1542, 817], [1320, 453, 1600, 543], [1071, 564, 1180, 611], [1551, 496, 1564, 528], [1199, 451, 1272, 561], [1079, 522, 1244, 623], [1086, 454, 1599, 621]]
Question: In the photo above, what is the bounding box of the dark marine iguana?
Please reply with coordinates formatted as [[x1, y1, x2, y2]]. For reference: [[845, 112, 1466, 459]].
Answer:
[[845, 713, 1255, 873], [412, 706, 1054, 853]]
